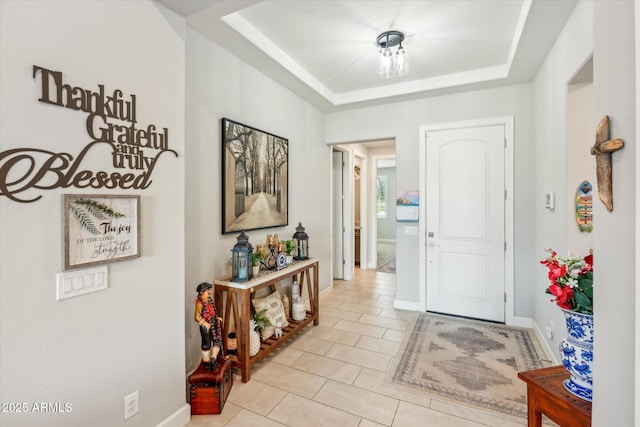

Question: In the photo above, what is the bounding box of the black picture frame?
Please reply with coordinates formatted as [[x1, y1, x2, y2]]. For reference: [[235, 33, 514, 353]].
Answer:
[[221, 118, 288, 234]]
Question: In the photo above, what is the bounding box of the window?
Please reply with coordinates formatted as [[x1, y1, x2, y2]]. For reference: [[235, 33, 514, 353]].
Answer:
[[376, 175, 388, 218]]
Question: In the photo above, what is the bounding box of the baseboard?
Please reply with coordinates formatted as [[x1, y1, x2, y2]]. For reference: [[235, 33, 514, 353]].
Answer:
[[155, 404, 190, 427], [512, 316, 559, 365], [394, 299, 421, 311], [532, 319, 560, 365], [513, 316, 533, 328], [319, 286, 333, 298]]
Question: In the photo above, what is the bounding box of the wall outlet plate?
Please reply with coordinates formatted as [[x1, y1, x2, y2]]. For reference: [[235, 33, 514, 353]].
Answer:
[[124, 390, 139, 420]]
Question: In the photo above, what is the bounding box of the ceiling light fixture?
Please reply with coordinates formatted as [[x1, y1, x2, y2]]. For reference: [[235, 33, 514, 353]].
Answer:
[[376, 30, 408, 79]]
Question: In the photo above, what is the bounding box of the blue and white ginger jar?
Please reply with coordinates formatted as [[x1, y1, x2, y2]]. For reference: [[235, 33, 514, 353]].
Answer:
[[559, 308, 593, 401]]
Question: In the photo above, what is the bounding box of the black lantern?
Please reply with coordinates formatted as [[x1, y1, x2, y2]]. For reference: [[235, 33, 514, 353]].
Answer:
[[292, 222, 309, 260], [231, 231, 253, 282]]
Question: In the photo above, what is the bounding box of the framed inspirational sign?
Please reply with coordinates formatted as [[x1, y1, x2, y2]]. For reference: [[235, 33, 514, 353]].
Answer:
[[63, 194, 140, 269]]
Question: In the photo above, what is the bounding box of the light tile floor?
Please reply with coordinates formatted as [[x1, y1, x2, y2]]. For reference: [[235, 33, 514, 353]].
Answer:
[[187, 268, 527, 427]]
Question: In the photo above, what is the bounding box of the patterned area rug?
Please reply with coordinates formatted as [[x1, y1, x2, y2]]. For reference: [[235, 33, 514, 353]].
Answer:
[[385, 312, 548, 423]]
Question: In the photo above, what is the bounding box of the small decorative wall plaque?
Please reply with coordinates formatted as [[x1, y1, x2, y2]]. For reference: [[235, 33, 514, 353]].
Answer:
[[63, 194, 140, 269], [575, 181, 593, 233], [396, 190, 419, 222]]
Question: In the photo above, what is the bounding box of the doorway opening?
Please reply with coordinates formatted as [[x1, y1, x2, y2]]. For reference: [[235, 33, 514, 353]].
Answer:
[[354, 156, 362, 267], [375, 157, 396, 274], [566, 56, 594, 255], [330, 140, 396, 281], [332, 149, 346, 280]]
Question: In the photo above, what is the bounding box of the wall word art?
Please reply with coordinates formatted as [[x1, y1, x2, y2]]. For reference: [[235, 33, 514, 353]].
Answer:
[[0, 65, 178, 203]]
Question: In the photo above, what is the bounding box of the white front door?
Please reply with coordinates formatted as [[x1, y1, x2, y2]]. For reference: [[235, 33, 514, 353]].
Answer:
[[425, 125, 505, 322]]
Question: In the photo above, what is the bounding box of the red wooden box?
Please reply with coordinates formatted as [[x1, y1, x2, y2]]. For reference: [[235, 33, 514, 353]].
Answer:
[[188, 358, 233, 415]]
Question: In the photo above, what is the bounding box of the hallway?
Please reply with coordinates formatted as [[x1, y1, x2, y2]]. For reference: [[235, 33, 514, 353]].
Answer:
[[188, 268, 525, 426]]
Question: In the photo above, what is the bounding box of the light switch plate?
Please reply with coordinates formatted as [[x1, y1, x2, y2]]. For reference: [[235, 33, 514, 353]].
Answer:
[[403, 225, 418, 235], [545, 192, 555, 210], [56, 266, 108, 300]]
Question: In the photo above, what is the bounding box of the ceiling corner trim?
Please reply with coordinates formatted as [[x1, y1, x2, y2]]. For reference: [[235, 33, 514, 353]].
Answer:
[[218, 1, 532, 108], [505, 0, 533, 73], [221, 12, 337, 104], [333, 65, 510, 106]]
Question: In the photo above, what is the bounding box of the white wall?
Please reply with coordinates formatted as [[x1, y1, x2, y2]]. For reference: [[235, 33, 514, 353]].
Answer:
[[184, 28, 330, 373], [326, 84, 535, 312], [0, 1, 187, 426], [636, 2, 640, 423], [592, 1, 636, 425], [533, 1, 637, 424], [531, 0, 594, 366]]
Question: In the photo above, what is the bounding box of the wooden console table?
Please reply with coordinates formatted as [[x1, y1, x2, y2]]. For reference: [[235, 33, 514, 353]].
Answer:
[[214, 258, 319, 382], [518, 365, 592, 427]]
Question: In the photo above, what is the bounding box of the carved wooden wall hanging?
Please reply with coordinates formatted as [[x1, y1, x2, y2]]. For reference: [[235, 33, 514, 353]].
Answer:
[[590, 115, 624, 211]]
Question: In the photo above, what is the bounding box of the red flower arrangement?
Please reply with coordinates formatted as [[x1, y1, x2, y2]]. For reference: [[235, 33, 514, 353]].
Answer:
[[540, 249, 593, 315]]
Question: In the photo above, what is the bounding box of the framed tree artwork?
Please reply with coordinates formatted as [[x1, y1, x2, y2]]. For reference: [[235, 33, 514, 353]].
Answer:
[[221, 118, 288, 234]]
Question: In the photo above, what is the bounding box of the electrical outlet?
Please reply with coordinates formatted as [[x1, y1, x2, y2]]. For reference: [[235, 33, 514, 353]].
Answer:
[[545, 325, 554, 339], [124, 390, 139, 420]]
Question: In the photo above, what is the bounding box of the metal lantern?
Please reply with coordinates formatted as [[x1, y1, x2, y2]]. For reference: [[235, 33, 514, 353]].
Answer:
[[292, 222, 309, 260], [231, 231, 253, 282]]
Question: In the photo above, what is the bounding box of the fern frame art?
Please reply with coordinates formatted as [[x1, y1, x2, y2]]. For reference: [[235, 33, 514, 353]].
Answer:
[[63, 194, 140, 269]]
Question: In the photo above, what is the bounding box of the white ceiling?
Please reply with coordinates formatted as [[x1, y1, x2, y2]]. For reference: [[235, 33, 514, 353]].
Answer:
[[157, 0, 578, 112]]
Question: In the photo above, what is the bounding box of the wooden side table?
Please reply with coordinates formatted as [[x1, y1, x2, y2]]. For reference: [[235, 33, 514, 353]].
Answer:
[[518, 365, 592, 427], [214, 258, 319, 382]]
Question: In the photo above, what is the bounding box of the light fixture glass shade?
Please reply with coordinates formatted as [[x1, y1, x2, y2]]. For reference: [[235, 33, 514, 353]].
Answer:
[[378, 47, 394, 79], [395, 45, 408, 76]]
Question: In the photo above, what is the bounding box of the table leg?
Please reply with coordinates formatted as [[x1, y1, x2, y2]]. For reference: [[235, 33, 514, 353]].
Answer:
[[527, 391, 542, 427], [240, 290, 252, 382], [313, 262, 319, 325]]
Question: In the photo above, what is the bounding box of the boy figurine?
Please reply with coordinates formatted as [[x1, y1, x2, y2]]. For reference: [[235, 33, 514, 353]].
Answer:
[[194, 282, 223, 370]]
